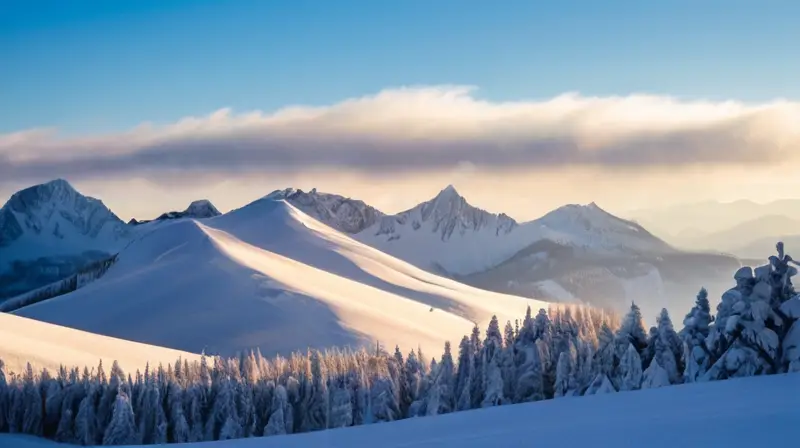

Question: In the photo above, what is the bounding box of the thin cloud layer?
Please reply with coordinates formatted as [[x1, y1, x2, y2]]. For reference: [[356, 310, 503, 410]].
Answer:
[[3, 86, 799, 185]]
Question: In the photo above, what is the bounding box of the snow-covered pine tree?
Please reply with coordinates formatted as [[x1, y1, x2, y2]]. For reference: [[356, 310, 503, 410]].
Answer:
[[594, 322, 616, 381], [652, 309, 683, 384], [166, 377, 189, 443], [55, 407, 75, 444], [641, 358, 670, 389], [42, 373, 64, 438], [681, 288, 714, 382], [501, 321, 517, 399], [102, 392, 138, 446], [426, 341, 454, 416], [705, 244, 797, 379], [514, 316, 545, 403], [263, 384, 290, 436], [454, 336, 472, 410], [327, 375, 353, 429], [96, 360, 125, 436], [235, 380, 256, 438], [369, 376, 400, 422], [74, 383, 99, 445], [185, 385, 206, 442], [613, 302, 648, 387], [21, 363, 43, 436], [617, 343, 643, 392], [616, 302, 648, 356], [484, 316, 503, 354], [300, 350, 328, 432], [480, 349, 506, 408], [553, 351, 572, 398], [574, 340, 595, 393]]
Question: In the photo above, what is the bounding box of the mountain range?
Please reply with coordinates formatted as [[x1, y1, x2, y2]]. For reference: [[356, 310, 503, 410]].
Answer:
[[630, 203, 800, 259], [10, 190, 546, 358], [1, 179, 743, 322]]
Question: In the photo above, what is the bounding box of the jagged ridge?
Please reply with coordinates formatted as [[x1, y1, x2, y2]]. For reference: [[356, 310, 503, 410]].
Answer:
[[266, 187, 385, 234]]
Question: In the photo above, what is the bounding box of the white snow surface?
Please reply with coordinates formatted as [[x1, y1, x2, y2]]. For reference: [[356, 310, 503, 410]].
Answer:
[[14, 197, 548, 358], [533, 279, 578, 303], [0, 313, 200, 376], [355, 186, 672, 276], [0, 179, 129, 269], [3, 373, 798, 447]]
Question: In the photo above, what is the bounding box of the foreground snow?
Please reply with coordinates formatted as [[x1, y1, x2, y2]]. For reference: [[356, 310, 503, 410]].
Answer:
[[3, 373, 798, 447], [14, 198, 548, 357], [0, 313, 200, 375]]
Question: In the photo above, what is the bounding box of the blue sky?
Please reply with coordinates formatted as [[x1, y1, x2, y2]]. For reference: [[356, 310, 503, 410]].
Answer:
[[3, 0, 798, 134]]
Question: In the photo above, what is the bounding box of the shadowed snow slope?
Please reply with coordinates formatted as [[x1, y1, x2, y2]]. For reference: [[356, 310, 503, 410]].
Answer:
[[15, 198, 548, 358], [4, 373, 799, 447], [0, 313, 200, 376]]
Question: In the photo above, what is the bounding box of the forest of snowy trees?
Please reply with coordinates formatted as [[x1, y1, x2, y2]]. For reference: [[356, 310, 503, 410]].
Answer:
[[1, 243, 799, 446]]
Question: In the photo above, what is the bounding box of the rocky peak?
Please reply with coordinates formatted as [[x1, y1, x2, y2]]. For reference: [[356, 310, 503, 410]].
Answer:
[[131, 199, 222, 225], [183, 200, 221, 219], [266, 187, 384, 234], [375, 185, 518, 241]]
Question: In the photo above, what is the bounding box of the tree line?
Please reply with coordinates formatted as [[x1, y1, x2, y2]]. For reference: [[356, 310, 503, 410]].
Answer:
[[1, 243, 799, 445]]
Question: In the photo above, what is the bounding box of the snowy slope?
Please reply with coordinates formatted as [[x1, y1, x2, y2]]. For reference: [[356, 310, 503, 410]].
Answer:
[[14, 197, 548, 358], [0, 179, 129, 267], [354, 185, 673, 276], [4, 373, 798, 447], [0, 313, 200, 376]]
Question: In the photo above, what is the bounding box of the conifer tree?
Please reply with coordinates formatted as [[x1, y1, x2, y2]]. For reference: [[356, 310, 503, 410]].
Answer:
[[102, 392, 138, 446], [21, 363, 43, 436], [618, 343, 643, 391], [681, 288, 714, 382]]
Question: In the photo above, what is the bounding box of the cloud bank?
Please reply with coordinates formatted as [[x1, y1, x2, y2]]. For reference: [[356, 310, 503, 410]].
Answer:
[[3, 86, 799, 185]]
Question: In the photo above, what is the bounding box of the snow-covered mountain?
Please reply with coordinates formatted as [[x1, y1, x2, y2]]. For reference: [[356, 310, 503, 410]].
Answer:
[[0, 179, 130, 299], [263, 184, 739, 317], [353, 185, 673, 277], [265, 187, 384, 233], [128, 199, 221, 225], [674, 214, 800, 255], [14, 196, 547, 358]]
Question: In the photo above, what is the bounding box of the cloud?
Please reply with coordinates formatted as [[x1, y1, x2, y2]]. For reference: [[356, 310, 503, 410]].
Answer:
[[2, 86, 799, 185]]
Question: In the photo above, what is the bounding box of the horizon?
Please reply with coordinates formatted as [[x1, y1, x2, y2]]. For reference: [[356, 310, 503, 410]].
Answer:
[[8, 176, 800, 229]]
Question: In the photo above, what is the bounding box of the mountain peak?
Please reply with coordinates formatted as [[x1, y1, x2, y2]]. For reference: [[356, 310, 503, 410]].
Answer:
[[439, 184, 459, 197], [43, 178, 76, 191], [0, 179, 127, 258], [132, 199, 222, 225], [184, 199, 220, 218], [534, 201, 670, 253], [263, 187, 384, 234], [369, 184, 517, 243]]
